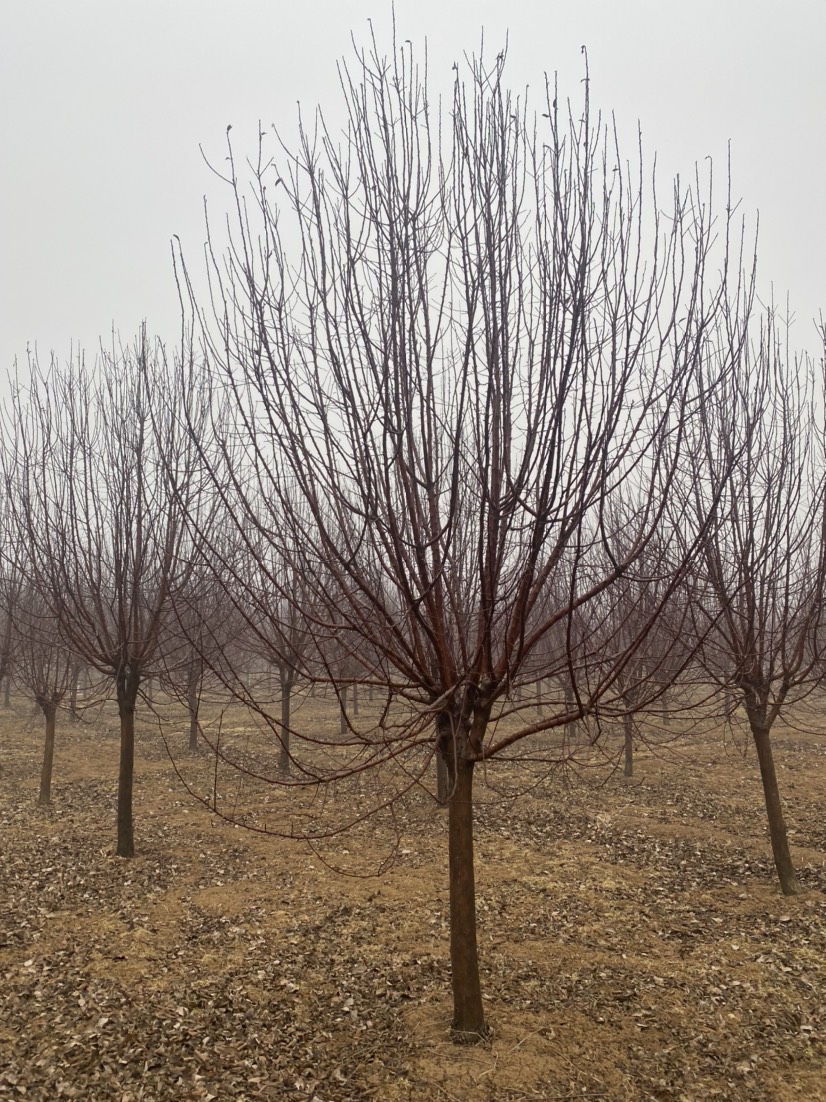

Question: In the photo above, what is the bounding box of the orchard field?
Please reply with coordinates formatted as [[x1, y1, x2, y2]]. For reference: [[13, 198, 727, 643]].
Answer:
[[1, 692, 825, 1101]]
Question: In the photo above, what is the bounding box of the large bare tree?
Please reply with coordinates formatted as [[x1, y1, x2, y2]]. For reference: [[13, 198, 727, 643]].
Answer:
[[177, 40, 750, 1035]]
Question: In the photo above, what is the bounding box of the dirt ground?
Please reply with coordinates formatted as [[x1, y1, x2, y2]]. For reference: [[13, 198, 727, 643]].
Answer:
[[1, 690, 825, 1101]]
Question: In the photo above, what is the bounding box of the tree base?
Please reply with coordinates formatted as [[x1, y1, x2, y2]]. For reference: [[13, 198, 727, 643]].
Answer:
[[451, 1023, 491, 1045], [779, 877, 803, 897]]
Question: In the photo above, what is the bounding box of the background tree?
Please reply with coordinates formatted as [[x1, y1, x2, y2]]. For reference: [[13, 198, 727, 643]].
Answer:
[[178, 39, 750, 1036], [671, 308, 826, 895], [237, 539, 316, 775], [590, 525, 693, 777], [0, 497, 22, 709], [10, 589, 77, 805], [155, 545, 238, 754], [5, 332, 202, 856]]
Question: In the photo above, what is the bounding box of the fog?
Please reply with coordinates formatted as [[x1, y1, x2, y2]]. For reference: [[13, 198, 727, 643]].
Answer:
[[2, 0, 824, 372]]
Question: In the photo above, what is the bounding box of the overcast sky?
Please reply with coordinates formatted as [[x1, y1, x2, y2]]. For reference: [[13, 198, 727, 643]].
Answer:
[[2, 0, 824, 372]]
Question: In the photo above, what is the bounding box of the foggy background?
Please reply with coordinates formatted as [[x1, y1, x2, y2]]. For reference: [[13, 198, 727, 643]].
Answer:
[[3, 0, 824, 371]]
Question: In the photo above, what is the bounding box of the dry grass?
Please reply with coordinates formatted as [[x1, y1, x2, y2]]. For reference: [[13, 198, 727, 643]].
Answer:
[[1, 689, 825, 1100]]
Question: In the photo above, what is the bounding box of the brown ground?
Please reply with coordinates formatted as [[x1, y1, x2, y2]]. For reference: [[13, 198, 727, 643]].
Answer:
[[1, 691, 825, 1101]]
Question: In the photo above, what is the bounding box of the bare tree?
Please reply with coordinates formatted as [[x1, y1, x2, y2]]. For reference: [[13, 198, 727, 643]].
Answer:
[[0, 499, 22, 706], [240, 544, 315, 775], [178, 39, 748, 1035], [589, 526, 693, 777], [10, 590, 77, 805], [154, 550, 235, 754], [5, 332, 201, 856], [671, 309, 826, 895]]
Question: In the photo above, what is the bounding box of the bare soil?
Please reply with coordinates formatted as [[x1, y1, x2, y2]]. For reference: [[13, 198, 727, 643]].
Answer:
[[1, 692, 825, 1101]]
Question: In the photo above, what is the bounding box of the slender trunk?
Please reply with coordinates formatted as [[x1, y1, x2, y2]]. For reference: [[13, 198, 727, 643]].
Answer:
[[564, 678, 576, 748], [187, 660, 202, 753], [279, 670, 293, 774], [447, 755, 485, 1039], [116, 667, 140, 858], [38, 703, 57, 806], [187, 691, 199, 752], [623, 712, 634, 777], [749, 718, 800, 895], [535, 678, 543, 717], [352, 682, 359, 716], [3, 675, 10, 708], [69, 662, 81, 720], [339, 685, 348, 738]]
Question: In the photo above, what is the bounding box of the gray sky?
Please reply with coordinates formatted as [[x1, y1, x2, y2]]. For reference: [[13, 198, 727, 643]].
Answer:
[[3, 0, 824, 371]]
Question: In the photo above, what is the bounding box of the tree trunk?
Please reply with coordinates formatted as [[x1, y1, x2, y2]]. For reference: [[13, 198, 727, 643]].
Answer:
[[623, 712, 634, 778], [187, 693, 200, 752], [3, 675, 10, 708], [187, 660, 202, 753], [564, 678, 576, 749], [116, 668, 140, 858], [352, 682, 359, 716], [69, 662, 82, 720], [436, 752, 449, 805], [38, 703, 57, 806], [339, 686, 348, 738], [750, 719, 800, 895], [446, 755, 486, 1039], [279, 670, 293, 774]]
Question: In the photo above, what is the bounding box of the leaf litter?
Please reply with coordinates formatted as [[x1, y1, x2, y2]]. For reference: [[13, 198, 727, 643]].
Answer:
[[1, 699, 825, 1100]]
